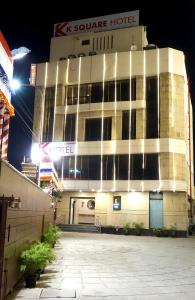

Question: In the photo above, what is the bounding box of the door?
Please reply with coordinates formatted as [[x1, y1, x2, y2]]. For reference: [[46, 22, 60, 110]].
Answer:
[[149, 192, 163, 228], [70, 198, 95, 225]]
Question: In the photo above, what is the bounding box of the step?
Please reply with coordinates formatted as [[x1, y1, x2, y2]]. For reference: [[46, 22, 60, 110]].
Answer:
[[57, 224, 100, 233]]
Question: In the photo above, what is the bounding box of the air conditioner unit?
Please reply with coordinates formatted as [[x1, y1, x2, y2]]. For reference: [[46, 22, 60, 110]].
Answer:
[[89, 51, 97, 56], [68, 54, 77, 59]]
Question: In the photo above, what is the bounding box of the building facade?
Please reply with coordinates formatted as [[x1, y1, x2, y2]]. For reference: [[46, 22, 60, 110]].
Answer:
[[32, 12, 194, 234]]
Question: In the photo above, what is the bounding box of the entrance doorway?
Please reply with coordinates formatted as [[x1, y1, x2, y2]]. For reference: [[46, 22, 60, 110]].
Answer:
[[70, 197, 95, 225], [149, 192, 163, 229]]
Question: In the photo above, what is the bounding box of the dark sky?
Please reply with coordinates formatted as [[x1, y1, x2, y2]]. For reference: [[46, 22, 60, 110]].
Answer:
[[0, 1, 194, 170]]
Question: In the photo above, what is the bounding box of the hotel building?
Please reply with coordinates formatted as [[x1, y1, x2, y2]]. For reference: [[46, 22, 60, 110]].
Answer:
[[32, 12, 194, 234]]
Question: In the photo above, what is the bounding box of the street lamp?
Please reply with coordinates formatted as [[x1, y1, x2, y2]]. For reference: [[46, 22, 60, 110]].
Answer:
[[11, 47, 31, 60]]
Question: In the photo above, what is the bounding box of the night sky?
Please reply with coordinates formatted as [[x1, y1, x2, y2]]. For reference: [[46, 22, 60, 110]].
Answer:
[[0, 1, 194, 170]]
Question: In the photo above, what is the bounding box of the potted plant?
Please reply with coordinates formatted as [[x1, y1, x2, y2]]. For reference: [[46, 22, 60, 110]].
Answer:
[[42, 223, 62, 247], [20, 242, 54, 287], [132, 222, 144, 236], [168, 224, 177, 238], [123, 223, 131, 235]]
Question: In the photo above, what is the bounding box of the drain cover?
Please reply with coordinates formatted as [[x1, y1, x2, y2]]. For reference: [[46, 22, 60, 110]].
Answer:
[[40, 288, 76, 298]]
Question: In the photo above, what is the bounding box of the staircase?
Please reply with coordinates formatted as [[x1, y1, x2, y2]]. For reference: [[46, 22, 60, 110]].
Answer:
[[57, 224, 100, 233]]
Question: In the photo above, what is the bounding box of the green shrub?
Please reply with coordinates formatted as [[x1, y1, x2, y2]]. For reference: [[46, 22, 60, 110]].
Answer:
[[20, 242, 55, 276], [123, 223, 131, 234], [132, 222, 145, 235], [42, 223, 62, 247]]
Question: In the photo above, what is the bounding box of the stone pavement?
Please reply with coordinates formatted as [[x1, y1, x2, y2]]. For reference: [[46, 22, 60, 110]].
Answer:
[[7, 232, 195, 299]]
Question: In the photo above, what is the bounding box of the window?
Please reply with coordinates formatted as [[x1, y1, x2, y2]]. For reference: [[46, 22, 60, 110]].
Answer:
[[55, 154, 159, 181], [64, 114, 75, 141], [82, 39, 90, 45], [85, 117, 112, 141], [91, 83, 103, 103], [42, 87, 55, 142], [146, 76, 159, 138], [66, 79, 136, 105], [115, 155, 129, 180], [122, 110, 136, 140], [103, 155, 113, 180], [89, 156, 101, 179]]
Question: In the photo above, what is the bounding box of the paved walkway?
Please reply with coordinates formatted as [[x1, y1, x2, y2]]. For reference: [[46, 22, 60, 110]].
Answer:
[[7, 232, 195, 299]]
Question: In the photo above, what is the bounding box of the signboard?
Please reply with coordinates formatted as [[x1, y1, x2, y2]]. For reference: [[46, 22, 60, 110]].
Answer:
[[0, 32, 13, 104], [113, 196, 121, 211], [54, 11, 139, 37], [40, 142, 75, 157]]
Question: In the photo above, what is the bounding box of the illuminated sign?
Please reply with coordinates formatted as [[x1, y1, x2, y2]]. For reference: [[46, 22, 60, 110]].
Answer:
[[40, 142, 75, 157], [113, 196, 121, 211], [54, 11, 139, 37]]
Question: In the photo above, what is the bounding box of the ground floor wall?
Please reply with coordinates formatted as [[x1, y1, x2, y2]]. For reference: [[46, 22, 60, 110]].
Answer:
[[0, 160, 54, 298], [56, 191, 189, 231]]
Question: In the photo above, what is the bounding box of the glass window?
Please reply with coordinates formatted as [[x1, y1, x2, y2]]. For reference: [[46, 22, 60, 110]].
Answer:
[[42, 87, 55, 142], [85, 117, 112, 141], [146, 76, 159, 138], [115, 155, 129, 180], [91, 83, 103, 103], [144, 154, 159, 180], [82, 39, 90, 45], [103, 155, 113, 180], [122, 110, 136, 140], [64, 114, 75, 141], [89, 156, 101, 179]]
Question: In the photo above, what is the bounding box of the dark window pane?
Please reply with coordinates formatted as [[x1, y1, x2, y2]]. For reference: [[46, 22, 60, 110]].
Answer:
[[108, 82, 115, 102], [80, 156, 89, 180], [122, 110, 136, 140], [131, 78, 136, 100], [42, 87, 55, 142], [85, 117, 111, 141], [89, 156, 101, 179], [82, 39, 90, 45], [91, 83, 103, 102], [103, 117, 112, 140], [63, 156, 75, 179], [146, 76, 159, 138], [103, 155, 113, 180], [144, 154, 159, 179], [121, 80, 129, 101], [117, 155, 128, 180], [64, 114, 75, 141], [85, 118, 101, 141], [130, 154, 143, 180]]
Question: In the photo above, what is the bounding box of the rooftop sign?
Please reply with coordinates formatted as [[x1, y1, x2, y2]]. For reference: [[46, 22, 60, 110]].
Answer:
[[54, 11, 139, 37]]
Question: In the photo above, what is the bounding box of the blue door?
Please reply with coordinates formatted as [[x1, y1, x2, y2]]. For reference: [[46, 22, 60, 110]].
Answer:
[[149, 192, 163, 228]]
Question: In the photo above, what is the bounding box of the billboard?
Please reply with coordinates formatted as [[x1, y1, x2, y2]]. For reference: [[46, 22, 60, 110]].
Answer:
[[0, 31, 13, 104], [54, 11, 139, 37]]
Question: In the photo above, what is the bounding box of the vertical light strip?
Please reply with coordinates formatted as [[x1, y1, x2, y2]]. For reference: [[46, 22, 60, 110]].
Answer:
[[170, 49, 176, 191], [62, 59, 70, 181], [157, 48, 161, 190], [113, 52, 117, 191], [142, 50, 146, 192], [74, 57, 82, 178], [52, 61, 59, 140], [100, 54, 106, 191], [40, 63, 48, 143], [170, 49, 175, 128], [128, 51, 132, 192]]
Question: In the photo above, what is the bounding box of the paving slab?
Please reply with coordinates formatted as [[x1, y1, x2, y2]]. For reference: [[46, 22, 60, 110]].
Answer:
[[40, 288, 76, 298]]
